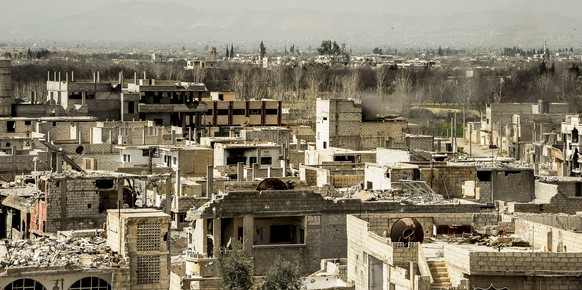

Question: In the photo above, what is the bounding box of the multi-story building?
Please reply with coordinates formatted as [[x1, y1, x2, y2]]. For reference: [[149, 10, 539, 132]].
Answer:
[[481, 100, 569, 157], [46, 71, 122, 120]]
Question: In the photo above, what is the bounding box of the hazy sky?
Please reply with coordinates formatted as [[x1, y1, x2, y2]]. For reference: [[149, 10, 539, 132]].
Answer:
[[1, 0, 580, 23]]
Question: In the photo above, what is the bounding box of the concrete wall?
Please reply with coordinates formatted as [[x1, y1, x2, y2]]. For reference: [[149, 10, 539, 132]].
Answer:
[[509, 180, 582, 214], [419, 165, 477, 199], [376, 148, 410, 165], [364, 164, 391, 191]]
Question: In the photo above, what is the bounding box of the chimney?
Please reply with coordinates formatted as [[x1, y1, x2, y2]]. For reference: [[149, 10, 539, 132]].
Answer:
[[58, 72, 61, 82], [66, 72, 68, 82], [97, 71, 100, 83], [93, 72, 96, 83], [119, 71, 123, 88], [143, 71, 146, 79], [53, 71, 56, 82], [47, 71, 50, 81], [134, 72, 137, 84], [71, 71, 74, 82]]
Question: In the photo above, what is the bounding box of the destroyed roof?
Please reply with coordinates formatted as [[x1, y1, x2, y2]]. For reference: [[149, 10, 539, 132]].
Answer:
[[536, 176, 582, 183], [1, 195, 35, 212], [0, 234, 126, 271]]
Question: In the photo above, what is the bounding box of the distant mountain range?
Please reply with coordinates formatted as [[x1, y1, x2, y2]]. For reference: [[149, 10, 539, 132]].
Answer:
[[2, 2, 581, 49]]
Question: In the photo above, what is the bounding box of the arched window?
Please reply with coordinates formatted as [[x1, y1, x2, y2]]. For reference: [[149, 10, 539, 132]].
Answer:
[[5, 278, 46, 290], [69, 277, 111, 290]]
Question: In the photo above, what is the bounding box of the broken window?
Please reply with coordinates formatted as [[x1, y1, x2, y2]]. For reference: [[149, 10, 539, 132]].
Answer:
[[128, 101, 135, 114], [233, 109, 245, 115], [5, 278, 45, 290], [477, 171, 492, 181], [270, 225, 294, 243], [334, 155, 355, 162], [95, 179, 114, 189], [573, 128, 579, 143], [70, 277, 111, 290], [7, 121, 15, 133], [260, 156, 272, 165], [412, 169, 421, 180], [69, 92, 82, 100], [226, 153, 246, 165]]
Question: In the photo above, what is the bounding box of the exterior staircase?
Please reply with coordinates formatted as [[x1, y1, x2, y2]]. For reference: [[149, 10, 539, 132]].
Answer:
[[427, 260, 452, 288]]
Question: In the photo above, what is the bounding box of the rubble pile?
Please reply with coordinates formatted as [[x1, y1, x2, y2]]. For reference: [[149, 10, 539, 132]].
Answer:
[[0, 235, 125, 269], [450, 234, 530, 249]]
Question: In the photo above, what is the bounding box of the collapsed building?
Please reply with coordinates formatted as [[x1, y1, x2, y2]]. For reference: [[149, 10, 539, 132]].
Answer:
[[0, 208, 170, 290]]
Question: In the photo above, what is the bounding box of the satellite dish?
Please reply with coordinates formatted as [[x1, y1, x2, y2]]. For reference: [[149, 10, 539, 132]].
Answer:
[[75, 145, 84, 155], [390, 218, 424, 245], [240, 117, 250, 127], [256, 178, 288, 191]]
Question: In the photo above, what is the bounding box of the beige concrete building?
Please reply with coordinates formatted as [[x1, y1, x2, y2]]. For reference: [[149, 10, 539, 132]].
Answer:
[[107, 209, 171, 290], [316, 98, 407, 151], [346, 212, 582, 290], [46, 71, 122, 120], [180, 187, 482, 289]]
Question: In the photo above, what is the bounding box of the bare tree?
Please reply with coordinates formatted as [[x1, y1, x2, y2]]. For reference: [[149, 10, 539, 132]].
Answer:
[[375, 66, 389, 96], [292, 66, 304, 99], [454, 77, 478, 133], [343, 69, 361, 99], [305, 65, 324, 99], [391, 70, 413, 113]]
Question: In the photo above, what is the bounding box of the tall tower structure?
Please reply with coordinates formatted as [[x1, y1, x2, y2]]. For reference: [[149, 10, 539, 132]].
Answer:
[[0, 59, 12, 116]]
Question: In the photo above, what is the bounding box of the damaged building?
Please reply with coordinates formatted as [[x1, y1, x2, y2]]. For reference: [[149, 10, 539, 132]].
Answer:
[[0, 208, 171, 290], [28, 172, 172, 237], [315, 98, 408, 151], [345, 212, 582, 290], [179, 182, 483, 289]]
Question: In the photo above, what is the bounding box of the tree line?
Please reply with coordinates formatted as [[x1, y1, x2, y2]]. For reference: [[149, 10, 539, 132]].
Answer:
[[9, 53, 582, 114]]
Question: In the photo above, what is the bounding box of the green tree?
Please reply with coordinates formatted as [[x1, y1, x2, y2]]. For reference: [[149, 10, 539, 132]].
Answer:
[[217, 240, 254, 290], [259, 41, 267, 59], [259, 256, 303, 290], [437, 46, 444, 56]]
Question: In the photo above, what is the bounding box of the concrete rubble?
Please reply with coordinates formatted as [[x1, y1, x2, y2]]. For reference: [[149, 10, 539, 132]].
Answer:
[[0, 234, 125, 269]]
